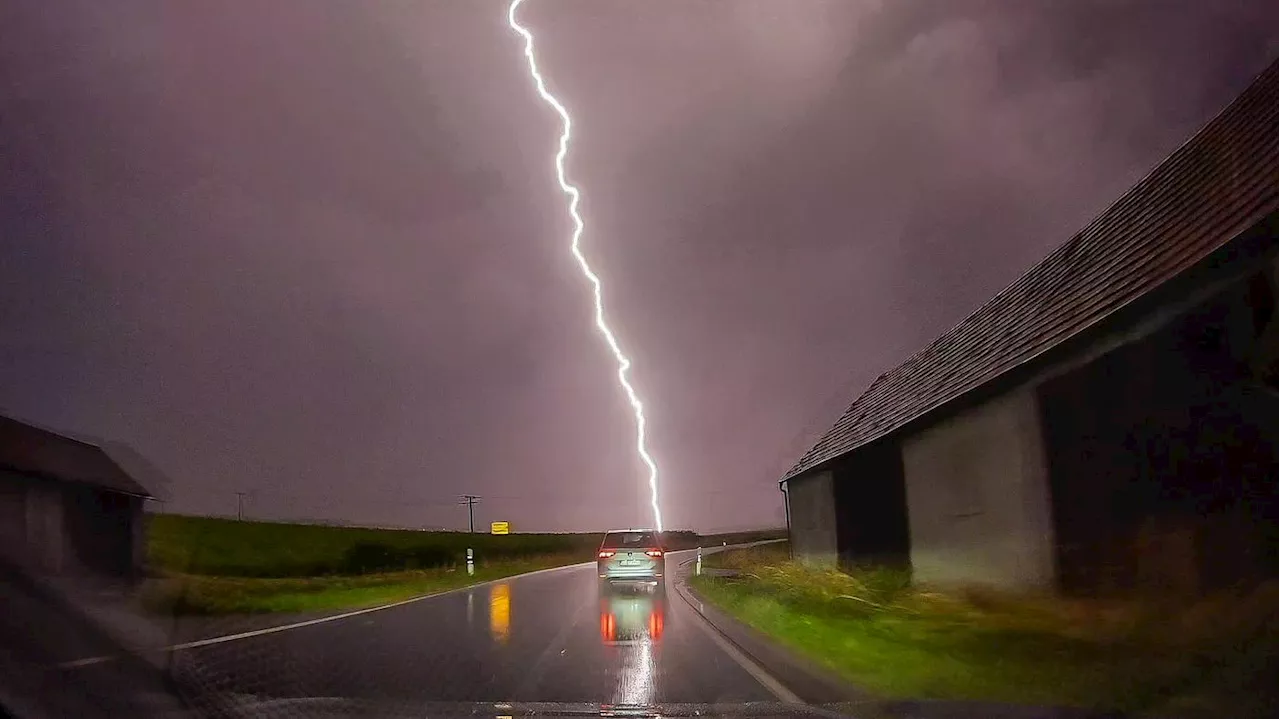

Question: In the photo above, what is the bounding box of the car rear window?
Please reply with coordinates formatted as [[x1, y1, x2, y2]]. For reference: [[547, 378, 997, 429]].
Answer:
[[601, 531, 658, 548]]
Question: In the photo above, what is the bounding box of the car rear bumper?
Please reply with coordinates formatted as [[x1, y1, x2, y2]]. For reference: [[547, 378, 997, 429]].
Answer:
[[597, 563, 664, 580]]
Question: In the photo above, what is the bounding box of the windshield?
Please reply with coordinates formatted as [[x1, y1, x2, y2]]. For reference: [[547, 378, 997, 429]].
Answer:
[[602, 531, 660, 548], [0, 1, 1275, 718]]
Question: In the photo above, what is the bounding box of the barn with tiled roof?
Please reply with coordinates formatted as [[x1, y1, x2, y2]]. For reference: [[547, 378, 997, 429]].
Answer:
[[0, 414, 153, 580], [781, 62, 1277, 594]]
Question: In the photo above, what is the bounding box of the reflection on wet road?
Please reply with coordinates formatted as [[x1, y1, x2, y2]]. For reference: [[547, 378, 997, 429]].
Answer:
[[490, 583, 511, 644], [599, 587, 665, 645], [599, 587, 666, 705]]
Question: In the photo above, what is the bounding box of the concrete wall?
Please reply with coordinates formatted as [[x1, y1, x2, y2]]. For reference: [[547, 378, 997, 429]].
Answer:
[[785, 470, 838, 567], [1037, 265, 1278, 595], [0, 469, 65, 574], [0, 470, 27, 564], [0, 470, 146, 579], [130, 496, 146, 576], [25, 481, 65, 573], [902, 386, 1056, 590]]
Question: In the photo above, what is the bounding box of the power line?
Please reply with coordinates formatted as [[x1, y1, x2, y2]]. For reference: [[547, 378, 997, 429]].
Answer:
[[458, 494, 481, 533]]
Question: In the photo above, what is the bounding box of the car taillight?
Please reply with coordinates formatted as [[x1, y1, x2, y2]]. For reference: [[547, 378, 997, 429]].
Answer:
[[645, 549, 664, 557], [598, 550, 615, 558]]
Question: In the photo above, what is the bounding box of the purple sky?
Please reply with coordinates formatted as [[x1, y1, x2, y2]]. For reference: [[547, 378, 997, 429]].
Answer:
[[1, 1, 1274, 532]]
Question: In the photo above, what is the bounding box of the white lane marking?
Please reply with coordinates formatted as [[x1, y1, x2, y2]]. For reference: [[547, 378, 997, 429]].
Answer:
[[684, 602, 803, 704], [58, 560, 594, 669], [673, 539, 802, 704]]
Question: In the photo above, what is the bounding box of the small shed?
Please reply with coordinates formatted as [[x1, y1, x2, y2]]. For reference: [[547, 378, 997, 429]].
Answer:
[[0, 415, 152, 580]]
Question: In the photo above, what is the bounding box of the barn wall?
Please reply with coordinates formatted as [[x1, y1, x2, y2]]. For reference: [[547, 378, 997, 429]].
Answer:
[[902, 387, 1056, 590], [0, 470, 67, 574], [1039, 265, 1277, 595], [831, 443, 910, 569], [785, 470, 838, 567], [0, 468, 147, 580], [25, 480, 65, 573], [0, 470, 29, 567], [62, 486, 138, 578]]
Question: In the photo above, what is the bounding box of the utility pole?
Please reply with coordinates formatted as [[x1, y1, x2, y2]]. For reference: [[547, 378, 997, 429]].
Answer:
[[235, 491, 248, 521], [459, 494, 480, 533]]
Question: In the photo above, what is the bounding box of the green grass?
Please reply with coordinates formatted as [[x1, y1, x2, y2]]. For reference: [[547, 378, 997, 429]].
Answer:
[[147, 514, 604, 577], [702, 542, 791, 569], [691, 545, 1276, 718], [142, 515, 785, 614], [143, 554, 580, 614], [148, 514, 784, 577]]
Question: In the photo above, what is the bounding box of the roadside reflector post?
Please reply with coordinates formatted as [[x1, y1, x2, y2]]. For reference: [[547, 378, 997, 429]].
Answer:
[[467, 547, 475, 576], [696, 546, 702, 576]]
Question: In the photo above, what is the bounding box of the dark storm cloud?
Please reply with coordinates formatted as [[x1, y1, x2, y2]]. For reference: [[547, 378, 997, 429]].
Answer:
[[1, 0, 1274, 531]]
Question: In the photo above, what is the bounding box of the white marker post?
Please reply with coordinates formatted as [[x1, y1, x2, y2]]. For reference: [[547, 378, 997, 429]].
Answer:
[[467, 547, 475, 576]]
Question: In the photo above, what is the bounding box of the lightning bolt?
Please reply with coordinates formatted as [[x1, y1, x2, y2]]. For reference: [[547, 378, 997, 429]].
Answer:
[[507, 0, 664, 532]]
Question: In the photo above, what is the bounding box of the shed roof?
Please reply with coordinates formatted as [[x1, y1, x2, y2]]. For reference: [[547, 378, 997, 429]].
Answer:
[[0, 415, 152, 497], [783, 61, 1278, 482]]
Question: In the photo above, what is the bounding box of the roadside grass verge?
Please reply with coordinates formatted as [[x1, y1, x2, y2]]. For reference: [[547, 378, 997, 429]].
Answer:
[[142, 554, 582, 615], [141, 515, 784, 615], [147, 515, 602, 577], [702, 542, 791, 569], [691, 545, 1276, 718], [148, 514, 785, 577]]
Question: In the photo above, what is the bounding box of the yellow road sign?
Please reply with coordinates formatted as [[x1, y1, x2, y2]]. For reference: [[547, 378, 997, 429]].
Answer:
[[490, 521, 510, 535]]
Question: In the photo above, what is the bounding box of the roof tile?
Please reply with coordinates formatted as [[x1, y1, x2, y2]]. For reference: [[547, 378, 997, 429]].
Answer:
[[783, 62, 1278, 481], [0, 415, 152, 497]]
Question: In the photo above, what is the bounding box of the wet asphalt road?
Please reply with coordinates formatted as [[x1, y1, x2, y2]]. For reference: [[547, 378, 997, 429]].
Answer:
[[169, 549, 777, 705]]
